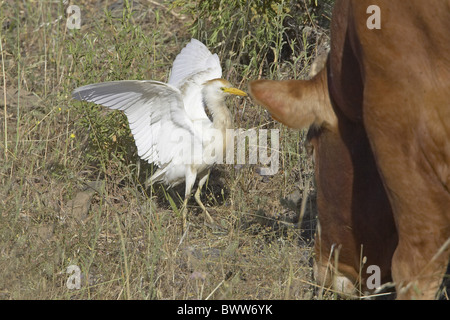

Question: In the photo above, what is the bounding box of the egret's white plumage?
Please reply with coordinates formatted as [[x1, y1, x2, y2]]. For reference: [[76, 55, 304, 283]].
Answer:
[[72, 39, 246, 228]]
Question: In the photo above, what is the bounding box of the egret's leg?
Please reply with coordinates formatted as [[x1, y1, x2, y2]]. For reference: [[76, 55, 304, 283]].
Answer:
[[182, 167, 197, 230], [194, 170, 214, 225]]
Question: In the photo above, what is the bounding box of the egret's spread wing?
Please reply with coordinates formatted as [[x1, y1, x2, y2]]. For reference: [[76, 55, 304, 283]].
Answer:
[[168, 39, 222, 88], [168, 39, 222, 121], [72, 80, 198, 166]]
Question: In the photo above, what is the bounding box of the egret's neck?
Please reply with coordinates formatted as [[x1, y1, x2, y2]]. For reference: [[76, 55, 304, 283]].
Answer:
[[202, 87, 234, 158], [203, 91, 232, 131]]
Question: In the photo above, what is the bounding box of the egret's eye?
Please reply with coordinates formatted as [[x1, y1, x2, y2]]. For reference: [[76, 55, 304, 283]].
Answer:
[[220, 87, 226, 91]]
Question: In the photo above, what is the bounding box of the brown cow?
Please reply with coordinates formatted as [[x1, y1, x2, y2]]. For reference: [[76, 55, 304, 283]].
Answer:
[[249, 0, 450, 299]]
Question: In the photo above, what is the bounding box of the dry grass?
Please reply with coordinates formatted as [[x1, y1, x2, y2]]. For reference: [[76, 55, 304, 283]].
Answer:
[[0, 0, 333, 300]]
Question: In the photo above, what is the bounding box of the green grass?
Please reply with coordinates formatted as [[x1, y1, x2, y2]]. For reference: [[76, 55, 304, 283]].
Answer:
[[0, 0, 334, 300]]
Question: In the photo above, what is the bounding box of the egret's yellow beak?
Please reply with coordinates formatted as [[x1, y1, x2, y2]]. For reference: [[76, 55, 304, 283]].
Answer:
[[223, 87, 247, 97]]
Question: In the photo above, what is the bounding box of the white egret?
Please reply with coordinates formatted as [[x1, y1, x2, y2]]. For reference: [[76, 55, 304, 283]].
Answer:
[[72, 39, 247, 228]]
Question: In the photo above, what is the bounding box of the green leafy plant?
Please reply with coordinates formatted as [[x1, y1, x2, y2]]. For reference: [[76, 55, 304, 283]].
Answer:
[[68, 1, 161, 166], [173, 0, 334, 80]]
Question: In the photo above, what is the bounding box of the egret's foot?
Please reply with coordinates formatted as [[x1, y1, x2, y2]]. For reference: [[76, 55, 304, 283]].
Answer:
[[202, 210, 226, 231], [194, 188, 218, 229], [203, 209, 214, 226]]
